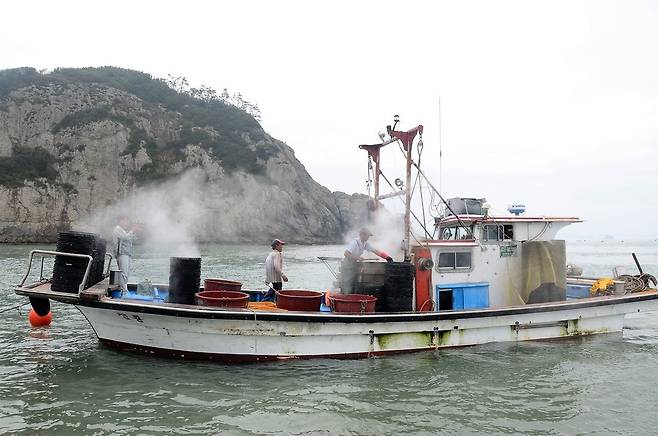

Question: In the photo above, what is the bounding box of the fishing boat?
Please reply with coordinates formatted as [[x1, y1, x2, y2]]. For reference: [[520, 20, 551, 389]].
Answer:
[[14, 118, 658, 362]]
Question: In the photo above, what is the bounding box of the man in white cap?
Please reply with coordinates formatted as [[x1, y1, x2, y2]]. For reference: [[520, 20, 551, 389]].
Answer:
[[340, 228, 393, 293], [264, 239, 288, 300]]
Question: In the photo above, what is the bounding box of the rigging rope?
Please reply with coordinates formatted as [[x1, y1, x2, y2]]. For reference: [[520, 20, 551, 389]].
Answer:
[[366, 156, 375, 197], [386, 136, 434, 240], [391, 134, 474, 240], [618, 273, 658, 292], [410, 160, 476, 240], [378, 170, 431, 245], [0, 302, 30, 314]]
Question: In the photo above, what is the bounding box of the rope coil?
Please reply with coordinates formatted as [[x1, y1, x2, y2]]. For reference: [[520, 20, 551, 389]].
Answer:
[[618, 274, 658, 293]]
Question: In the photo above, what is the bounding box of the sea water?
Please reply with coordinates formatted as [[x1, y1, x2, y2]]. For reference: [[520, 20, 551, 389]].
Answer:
[[0, 241, 657, 435]]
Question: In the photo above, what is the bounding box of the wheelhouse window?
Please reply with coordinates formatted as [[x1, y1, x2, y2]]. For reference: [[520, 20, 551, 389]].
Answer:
[[436, 250, 472, 271], [482, 224, 514, 242], [438, 225, 474, 240]]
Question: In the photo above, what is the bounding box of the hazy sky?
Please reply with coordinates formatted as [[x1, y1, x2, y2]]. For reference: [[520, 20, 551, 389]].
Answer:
[[2, 0, 657, 239]]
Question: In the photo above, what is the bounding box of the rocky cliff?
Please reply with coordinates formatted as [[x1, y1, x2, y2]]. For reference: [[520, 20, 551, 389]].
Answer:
[[0, 67, 369, 243]]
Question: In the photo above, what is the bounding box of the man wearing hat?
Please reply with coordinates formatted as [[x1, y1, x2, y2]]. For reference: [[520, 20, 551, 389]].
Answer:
[[264, 239, 288, 300], [340, 228, 393, 293]]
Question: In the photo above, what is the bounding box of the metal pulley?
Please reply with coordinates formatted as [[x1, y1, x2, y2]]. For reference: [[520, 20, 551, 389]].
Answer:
[[417, 257, 434, 271]]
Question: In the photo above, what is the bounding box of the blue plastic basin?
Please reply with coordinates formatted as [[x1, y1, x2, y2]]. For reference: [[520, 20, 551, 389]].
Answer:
[[566, 284, 590, 299]]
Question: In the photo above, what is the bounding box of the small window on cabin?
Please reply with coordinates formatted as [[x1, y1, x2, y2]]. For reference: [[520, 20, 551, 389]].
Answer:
[[482, 224, 514, 242], [438, 252, 455, 268], [439, 225, 474, 240], [456, 226, 473, 240], [455, 252, 471, 268], [437, 251, 472, 271], [439, 226, 455, 240], [483, 225, 498, 241]]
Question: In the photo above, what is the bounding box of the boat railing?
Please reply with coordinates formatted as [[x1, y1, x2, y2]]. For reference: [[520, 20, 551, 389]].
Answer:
[[18, 249, 113, 294]]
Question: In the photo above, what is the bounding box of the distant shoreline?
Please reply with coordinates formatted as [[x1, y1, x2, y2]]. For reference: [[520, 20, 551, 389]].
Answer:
[[1, 239, 656, 246], [0, 240, 347, 246]]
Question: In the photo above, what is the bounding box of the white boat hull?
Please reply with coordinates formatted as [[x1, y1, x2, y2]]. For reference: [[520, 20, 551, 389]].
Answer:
[[76, 293, 658, 362]]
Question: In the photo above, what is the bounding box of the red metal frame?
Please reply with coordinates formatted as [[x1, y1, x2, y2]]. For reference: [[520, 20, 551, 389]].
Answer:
[[359, 124, 423, 260], [358, 144, 383, 201]]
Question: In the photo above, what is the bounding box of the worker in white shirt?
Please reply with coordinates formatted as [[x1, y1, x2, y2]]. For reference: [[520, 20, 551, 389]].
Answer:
[[264, 239, 288, 300], [340, 228, 392, 293], [112, 215, 139, 294]]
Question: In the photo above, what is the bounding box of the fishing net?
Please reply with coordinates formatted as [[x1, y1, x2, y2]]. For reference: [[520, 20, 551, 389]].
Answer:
[[520, 240, 567, 303]]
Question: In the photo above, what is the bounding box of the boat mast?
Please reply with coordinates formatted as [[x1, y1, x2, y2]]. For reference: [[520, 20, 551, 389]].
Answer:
[[388, 123, 423, 261], [359, 118, 423, 261]]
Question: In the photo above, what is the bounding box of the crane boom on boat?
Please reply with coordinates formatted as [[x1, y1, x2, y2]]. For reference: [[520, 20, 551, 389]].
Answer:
[[358, 116, 474, 260]]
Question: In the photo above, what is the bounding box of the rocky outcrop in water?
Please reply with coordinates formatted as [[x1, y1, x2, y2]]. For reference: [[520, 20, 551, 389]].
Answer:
[[0, 67, 369, 243]]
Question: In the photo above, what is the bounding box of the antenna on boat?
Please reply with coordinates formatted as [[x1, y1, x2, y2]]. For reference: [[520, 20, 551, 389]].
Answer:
[[438, 97, 443, 192]]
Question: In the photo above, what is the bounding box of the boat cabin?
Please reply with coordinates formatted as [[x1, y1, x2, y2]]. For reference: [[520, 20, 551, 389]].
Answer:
[[412, 198, 582, 311]]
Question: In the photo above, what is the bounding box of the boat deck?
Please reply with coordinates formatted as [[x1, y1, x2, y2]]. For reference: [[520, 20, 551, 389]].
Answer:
[[17, 280, 103, 304], [15, 279, 658, 321]]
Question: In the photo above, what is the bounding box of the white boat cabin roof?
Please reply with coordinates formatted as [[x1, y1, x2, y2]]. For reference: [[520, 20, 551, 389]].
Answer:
[[420, 214, 582, 245], [439, 215, 582, 226]]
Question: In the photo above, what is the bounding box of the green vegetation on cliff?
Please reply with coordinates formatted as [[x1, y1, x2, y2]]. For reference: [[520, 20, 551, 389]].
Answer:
[[0, 147, 58, 187], [0, 66, 274, 186], [51, 105, 119, 133]]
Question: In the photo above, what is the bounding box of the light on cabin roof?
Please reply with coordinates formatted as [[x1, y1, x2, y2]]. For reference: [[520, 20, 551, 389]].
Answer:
[[508, 204, 526, 216]]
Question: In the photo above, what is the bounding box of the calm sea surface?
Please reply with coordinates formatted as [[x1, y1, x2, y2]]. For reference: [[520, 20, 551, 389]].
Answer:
[[1, 241, 657, 435]]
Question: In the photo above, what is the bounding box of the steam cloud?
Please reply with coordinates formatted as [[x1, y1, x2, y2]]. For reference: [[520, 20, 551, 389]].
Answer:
[[76, 170, 207, 258], [343, 207, 405, 261]]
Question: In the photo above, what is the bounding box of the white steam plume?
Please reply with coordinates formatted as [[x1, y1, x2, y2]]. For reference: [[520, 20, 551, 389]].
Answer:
[[75, 169, 207, 258], [343, 208, 405, 261]]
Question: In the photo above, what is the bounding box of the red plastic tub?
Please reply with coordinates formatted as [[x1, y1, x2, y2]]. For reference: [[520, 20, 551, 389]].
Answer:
[[195, 290, 249, 308], [329, 294, 378, 313], [275, 290, 324, 311], [204, 278, 243, 292]]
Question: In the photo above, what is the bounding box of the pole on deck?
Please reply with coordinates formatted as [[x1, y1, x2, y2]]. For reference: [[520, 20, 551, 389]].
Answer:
[[632, 253, 644, 275], [359, 121, 424, 261]]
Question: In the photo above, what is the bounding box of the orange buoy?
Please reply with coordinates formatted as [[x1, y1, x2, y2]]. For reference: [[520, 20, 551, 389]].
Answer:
[[28, 309, 52, 327]]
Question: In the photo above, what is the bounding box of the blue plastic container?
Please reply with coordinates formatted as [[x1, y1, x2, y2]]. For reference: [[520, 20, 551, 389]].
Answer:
[[435, 282, 490, 310], [122, 292, 156, 301], [566, 284, 590, 299]]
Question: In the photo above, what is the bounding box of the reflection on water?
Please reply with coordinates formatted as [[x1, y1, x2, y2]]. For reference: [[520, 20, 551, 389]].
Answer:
[[1, 241, 658, 435]]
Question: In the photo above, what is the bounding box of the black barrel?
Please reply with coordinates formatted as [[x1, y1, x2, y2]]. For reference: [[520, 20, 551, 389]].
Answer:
[[354, 283, 387, 312], [168, 257, 201, 304], [29, 296, 50, 316], [52, 231, 101, 293], [91, 238, 107, 284], [383, 262, 415, 312], [351, 261, 415, 312], [354, 262, 388, 311], [357, 262, 387, 287], [88, 239, 100, 286]]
